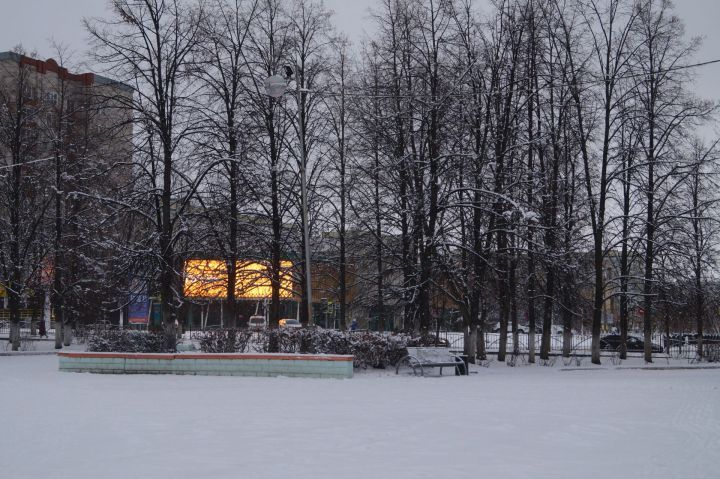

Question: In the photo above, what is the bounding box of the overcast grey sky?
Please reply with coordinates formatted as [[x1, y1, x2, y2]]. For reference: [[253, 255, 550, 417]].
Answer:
[[1, 0, 718, 102]]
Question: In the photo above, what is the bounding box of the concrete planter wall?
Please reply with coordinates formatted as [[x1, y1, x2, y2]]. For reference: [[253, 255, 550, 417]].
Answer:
[[58, 352, 353, 379]]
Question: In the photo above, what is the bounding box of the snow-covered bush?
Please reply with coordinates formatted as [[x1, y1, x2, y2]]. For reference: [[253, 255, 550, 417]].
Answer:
[[191, 328, 448, 369], [264, 328, 300, 353], [309, 329, 352, 355], [198, 329, 254, 353], [348, 332, 411, 369], [87, 330, 171, 353]]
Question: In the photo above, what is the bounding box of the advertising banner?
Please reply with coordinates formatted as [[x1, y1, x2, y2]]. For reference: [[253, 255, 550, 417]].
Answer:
[[128, 293, 150, 324]]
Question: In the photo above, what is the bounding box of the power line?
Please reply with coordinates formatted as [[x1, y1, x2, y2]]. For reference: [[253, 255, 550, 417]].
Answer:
[[315, 58, 720, 101]]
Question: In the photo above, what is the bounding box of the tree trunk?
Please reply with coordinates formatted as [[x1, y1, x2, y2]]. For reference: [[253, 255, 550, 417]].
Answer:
[[477, 304, 488, 361], [8, 287, 21, 351], [225, 143, 239, 330], [63, 322, 72, 347], [374, 142, 385, 332]]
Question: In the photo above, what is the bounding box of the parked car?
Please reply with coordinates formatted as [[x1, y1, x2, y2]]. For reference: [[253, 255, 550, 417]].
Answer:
[[492, 322, 541, 334], [551, 325, 576, 335], [599, 334, 663, 353], [247, 316, 267, 330], [279, 318, 302, 329], [492, 322, 516, 333]]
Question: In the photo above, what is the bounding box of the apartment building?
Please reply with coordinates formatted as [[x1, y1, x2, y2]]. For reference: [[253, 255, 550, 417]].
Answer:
[[0, 50, 133, 324]]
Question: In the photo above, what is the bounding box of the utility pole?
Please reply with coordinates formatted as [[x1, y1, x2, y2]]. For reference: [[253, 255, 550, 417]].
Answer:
[[296, 74, 314, 326], [264, 68, 313, 325]]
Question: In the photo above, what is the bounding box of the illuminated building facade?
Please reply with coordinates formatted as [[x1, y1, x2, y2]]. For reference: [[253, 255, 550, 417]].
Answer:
[[183, 259, 295, 300]]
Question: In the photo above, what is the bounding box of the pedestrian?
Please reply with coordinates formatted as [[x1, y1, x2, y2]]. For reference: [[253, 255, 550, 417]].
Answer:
[[38, 319, 47, 338], [350, 319, 358, 331]]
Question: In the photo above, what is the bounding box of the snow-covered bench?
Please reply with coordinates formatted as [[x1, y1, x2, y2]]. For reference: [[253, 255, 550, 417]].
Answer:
[[395, 347, 467, 376]]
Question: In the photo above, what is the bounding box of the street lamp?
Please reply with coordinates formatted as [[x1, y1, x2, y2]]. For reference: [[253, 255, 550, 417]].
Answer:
[[264, 70, 313, 326]]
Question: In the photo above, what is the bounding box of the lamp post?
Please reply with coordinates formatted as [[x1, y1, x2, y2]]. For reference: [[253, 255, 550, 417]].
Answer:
[[264, 71, 313, 326]]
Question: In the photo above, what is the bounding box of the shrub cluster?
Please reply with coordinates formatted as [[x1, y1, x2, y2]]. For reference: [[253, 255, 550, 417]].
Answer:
[[87, 327, 452, 369], [262, 328, 353, 355], [345, 331, 406, 368], [87, 330, 172, 353], [195, 328, 449, 369], [198, 329, 254, 353]]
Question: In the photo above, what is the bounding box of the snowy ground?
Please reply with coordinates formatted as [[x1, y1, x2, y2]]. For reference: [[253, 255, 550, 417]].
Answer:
[[1, 355, 719, 479]]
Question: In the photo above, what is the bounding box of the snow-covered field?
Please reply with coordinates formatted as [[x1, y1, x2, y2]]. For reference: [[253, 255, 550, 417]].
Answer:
[[1, 355, 719, 479]]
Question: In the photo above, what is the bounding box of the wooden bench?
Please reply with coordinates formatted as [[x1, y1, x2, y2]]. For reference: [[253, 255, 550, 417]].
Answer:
[[395, 347, 467, 376]]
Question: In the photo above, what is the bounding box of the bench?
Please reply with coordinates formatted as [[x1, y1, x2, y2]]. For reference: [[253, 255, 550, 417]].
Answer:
[[395, 347, 467, 376]]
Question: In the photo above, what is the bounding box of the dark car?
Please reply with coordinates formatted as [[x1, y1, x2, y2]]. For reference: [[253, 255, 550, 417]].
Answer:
[[600, 334, 663, 353], [492, 322, 542, 334]]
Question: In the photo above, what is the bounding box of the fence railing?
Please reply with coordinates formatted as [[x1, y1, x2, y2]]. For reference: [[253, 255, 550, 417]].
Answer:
[[436, 331, 689, 355], [5, 319, 718, 362], [0, 320, 56, 338]]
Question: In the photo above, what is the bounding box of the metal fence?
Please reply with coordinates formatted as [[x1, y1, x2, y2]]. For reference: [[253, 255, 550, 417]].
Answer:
[[436, 331, 710, 357], [4, 319, 718, 362], [0, 320, 55, 338], [0, 320, 55, 351]]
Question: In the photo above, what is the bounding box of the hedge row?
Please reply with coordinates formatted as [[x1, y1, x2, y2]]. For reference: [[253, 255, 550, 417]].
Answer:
[[196, 328, 449, 368], [87, 330, 173, 353], [87, 328, 450, 369]]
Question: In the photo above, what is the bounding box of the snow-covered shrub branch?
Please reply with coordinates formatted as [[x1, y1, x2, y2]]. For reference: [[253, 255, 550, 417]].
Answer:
[[87, 330, 172, 353]]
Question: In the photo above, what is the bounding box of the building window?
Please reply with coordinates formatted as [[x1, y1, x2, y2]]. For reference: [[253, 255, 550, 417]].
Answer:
[[46, 91, 58, 106]]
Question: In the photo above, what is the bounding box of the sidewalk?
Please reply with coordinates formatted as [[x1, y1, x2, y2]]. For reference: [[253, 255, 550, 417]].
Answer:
[[1, 337, 84, 356]]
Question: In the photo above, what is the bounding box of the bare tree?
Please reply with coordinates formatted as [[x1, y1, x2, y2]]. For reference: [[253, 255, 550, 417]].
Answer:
[[0, 48, 53, 350], [86, 0, 205, 348], [678, 139, 720, 359], [553, 0, 640, 364], [631, 0, 712, 362], [242, 0, 295, 337], [321, 37, 352, 329], [194, 0, 260, 329]]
